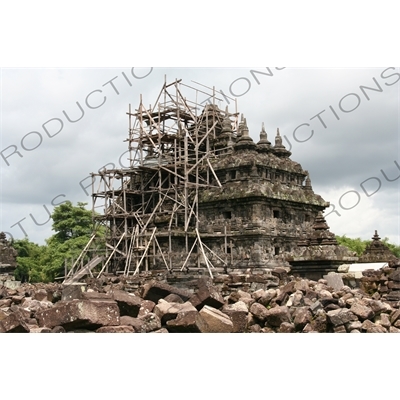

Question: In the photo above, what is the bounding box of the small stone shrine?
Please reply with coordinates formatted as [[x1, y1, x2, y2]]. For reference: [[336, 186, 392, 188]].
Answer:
[[0, 232, 17, 275]]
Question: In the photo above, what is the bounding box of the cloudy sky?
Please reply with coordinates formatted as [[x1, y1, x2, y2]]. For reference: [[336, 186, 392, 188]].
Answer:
[[1, 67, 399, 245]]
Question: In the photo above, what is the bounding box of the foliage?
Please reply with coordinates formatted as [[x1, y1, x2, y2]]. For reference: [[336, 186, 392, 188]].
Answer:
[[13, 238, 47, 282], [14, 201, 103, 283], [382, 237, 400, 258], [335, 235, 369, 256], [51, 201, 94, 243]]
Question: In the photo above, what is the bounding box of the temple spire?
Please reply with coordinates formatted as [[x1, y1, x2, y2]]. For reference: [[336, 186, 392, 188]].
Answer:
[[273, 128, 291, 157]]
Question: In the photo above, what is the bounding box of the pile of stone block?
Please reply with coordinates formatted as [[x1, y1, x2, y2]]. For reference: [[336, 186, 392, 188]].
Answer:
[[1, 267, 400, 333]]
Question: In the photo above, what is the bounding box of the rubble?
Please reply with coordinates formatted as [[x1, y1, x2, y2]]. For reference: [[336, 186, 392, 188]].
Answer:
[[0, 265, 400, 333]]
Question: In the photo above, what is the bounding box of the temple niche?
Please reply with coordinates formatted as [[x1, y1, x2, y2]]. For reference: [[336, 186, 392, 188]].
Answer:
[[0, 232, 17, 275]]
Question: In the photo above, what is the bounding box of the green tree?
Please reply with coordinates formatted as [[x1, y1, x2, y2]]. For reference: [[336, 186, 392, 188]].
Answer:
[[335, 235, 369, 256], [13, 238, 48, 282], [43, 201, 98, 281], [51, 201, 94, 243], [382, 237, 400, 258], [14, 201, 102, 282]]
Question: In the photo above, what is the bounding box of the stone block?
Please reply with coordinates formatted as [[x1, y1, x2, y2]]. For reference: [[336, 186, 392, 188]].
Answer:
[[264, 306, 291, 328], [327, 309, 357, 326], [166, 311, 200, 333], [293, 307, 312, 330], [389, 269, 400, 282], [221, 301, 248, 333], [138, 300, 156, 317], [3, 280, 21, 290], [142, 282, 192, 303], [279, 322, 295, 333], [350, 302, 375, 321], [36, 299, 120, 331], [249, 302, 269, 322], [154, 300, 198, 325], [138, 313, 162, 333], [112, 290, 142, 317], [33, 289, 49, 302], [294, 279, 310, 293], [120, 316, 144, 332], [323, 273, 344, 291], [189, 278, 225, 310], [196, 306, 233, 333], [0, 312, 30, 333], [61, 284, 85, 301]]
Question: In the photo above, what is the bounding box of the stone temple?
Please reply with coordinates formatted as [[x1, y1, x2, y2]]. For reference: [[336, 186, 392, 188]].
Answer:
[[65, 80, 359, 282]]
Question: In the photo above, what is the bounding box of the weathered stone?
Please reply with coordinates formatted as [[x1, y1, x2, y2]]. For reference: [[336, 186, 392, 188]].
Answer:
[[386, 291, 400, 301], [309, 300, 323, 315], [350, 302, 375, 321], [137, 299, 156, 317], [0, 298, 12, 308], [389, 269, 400, 282], [142, 282, 192, 303], [112, 290, 142, 317], [21, 298, 53, 315], [33, 289, 48, 302], [36, 299, 120, 330], [294, 279, 310, 293], [346, 320, 362, 331], [375, 313, 391, 329], [163, 294, 184, 304], [390, 309, 400, 325], [221, 301, 248, 333], [120, 316, 144, 332], [361, 319, 387, 333], [82, 292, 112, 301], [264, 306, 291, 327], [96, 325, 135, 333], [166, 311, 200, 333], [3, 280, 21, 290], [389, 326, 400, 333], [324, 273, 344, 291], [0, 312, 30, 333], [368, 300, 392, 314], [333, 325, 347, 333], [252, 289, 266, 302], [61, 284, 85, 301], [196, 306, 233, 333], [275, 282, 296, 305], [189, 278, 225, 310], [0, 309, 8, 321], [249, 302, 269, 322], [51, 326, 66, 333], [327, 309, 357, 327], [152, 328, 169, 333], [279, 322, 295, 333], [249, 324, 262, 333], [138, 313, 162, 333], [318, 289, 333, 299], [293, 307, 312, 331], [154, 300, 197, 325], [310, 311, 327, 333], [11, 295, 24, 304], [258, 289, 277, 307]]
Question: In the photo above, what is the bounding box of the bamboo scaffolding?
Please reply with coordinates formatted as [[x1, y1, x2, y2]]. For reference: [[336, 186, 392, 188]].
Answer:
[[69, 79, 237, 282]]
